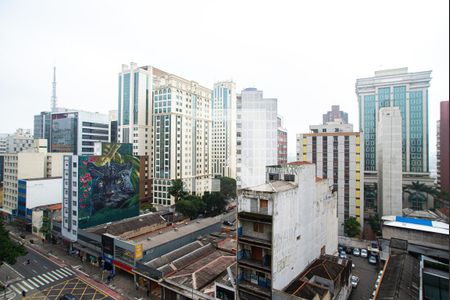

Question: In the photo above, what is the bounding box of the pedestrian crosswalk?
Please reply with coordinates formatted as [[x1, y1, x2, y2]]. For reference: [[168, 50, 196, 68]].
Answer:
[[9, 267, 75, 294]]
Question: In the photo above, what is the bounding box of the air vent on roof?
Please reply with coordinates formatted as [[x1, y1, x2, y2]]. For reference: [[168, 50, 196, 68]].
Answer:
[[158, 231, 162, 234], [147, 237, 151, 241]]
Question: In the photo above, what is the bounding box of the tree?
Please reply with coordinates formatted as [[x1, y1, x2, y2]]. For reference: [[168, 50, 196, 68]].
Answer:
[[0, 221, 27, 265], [39, 210, 52, 241], [168, 179, 188, 203], [403, 181, 430, 211], [368, 214, 381, 235], [203, 192, 227, 216], [343, 217, 361, 238], [140, 202, 157, 212], [175, 195, 205, 219], [220, 177, 237, 200]]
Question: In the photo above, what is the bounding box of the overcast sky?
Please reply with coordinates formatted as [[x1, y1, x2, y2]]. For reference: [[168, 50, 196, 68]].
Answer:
[[0, 0, 448, 165]]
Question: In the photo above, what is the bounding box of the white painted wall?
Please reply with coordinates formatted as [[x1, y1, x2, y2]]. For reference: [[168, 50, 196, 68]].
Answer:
[[25, 178, 62, 209]]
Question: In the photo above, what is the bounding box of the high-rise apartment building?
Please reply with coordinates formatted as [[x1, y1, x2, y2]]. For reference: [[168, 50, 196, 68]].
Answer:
[[323, 105, 348, 124], [236, 88, 277, 189], [152, 68, 212, 205], [437, 101, 449, 193], [236, 163, 338, 299], [50, 110, 109, 155], [211, 81, 237, 178], [277, 116, 288, 165], [2, 129, 34, 153], [297, 121, 363, 233], [377, 107, 403, 216], [34, 111, 52, 147], [109, 110, 118, 144]]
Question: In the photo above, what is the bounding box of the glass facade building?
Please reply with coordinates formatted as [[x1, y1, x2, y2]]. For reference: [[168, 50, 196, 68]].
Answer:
[[34, 111, 51, 148], [356, 68, 431, 174]]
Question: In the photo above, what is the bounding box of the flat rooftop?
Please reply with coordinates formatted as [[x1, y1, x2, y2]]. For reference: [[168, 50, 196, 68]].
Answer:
[[132, 217, 221, 250], [382, 215, 449, 235], [242, 180, 297, 193], [86, 212, 166, 237]]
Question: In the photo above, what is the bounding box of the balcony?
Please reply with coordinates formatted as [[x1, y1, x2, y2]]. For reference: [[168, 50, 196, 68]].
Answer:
[[238, 250, 271, 272], [237, 273, 271, 299], [238, 234, 272, 248]]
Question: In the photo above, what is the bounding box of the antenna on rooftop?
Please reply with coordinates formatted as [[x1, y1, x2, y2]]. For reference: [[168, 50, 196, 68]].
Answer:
[[51, 67, 57, 112]]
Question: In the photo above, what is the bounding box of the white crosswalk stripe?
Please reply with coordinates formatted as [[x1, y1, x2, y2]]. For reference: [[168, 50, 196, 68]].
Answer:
[[60, 268, 73, 276], [10, 285, 21, 294], [21, 280, 34, 290], [46, 272, 59, 281], [37, 275, 50, 284], [50, 270, 63, 279], [63, 267, 75, 274], [31, 277, 44, 286], [41, 273, 54, 282], [14, 282, 28, 292], [54, 269, 67, 278], [27, 278, 40, 288]]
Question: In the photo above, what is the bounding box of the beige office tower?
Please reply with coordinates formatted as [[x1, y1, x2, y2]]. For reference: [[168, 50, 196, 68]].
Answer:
[[377, 107, 403, 216]]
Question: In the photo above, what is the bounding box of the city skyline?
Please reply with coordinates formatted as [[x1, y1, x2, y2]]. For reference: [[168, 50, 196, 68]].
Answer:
[[0, 1, 448, 163]]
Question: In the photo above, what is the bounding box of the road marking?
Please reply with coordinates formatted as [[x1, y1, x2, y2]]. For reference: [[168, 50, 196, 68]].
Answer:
[[43, 265, 48, 270], [33, 259, 38, 263], [60, 268, 73, 275], [63, 267, 75, 274], [14, 282, 28, 292], [21, 280, 34, 290], [50, 270, 64, 279], [46, 272, 59, 281], [54, 269, 67, 277], [41, 273, 54, 282], [31, 277, 44, 286], [31, 269, 37, 274], [37, 275, 49, 284], [27, 278, 40, 288], [10, 285, 21, 294]]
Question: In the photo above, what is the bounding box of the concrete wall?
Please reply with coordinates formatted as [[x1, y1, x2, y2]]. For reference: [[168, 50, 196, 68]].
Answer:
[[271, 164, 338, 290], [382, 226, 448, 251], [239, 219, 272, 241]]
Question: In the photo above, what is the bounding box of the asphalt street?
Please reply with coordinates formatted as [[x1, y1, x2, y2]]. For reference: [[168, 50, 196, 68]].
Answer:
[[349, 255, 380, 300]]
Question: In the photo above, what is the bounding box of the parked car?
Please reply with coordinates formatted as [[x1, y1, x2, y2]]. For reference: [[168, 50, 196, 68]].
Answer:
[[339, 251, 347, 259], [352, 248, 361, 256], [222, 220, 234, 226], [338, 245, 344, 252], [368, 255, 377, 264], [345, 247, 353, 254], [360, 248, 368, 258], [351, 275, 360, 288]]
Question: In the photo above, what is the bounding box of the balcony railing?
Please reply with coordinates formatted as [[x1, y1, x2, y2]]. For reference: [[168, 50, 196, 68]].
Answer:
[[237, 250, 271, 271], [237, 273, 272, 298]]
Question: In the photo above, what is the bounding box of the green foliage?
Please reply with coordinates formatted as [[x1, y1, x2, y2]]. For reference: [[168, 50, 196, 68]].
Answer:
[[369, 214, 381, 234], [0, 221, 27, 264], [168, 179, 188, 203], [203, 192, 227, 216], [175, 195, 205, 219], [39, 210, 52, 240], [343, 217, 361, 238], [141, 202, 157, 212], [220, 177, 237, 200]]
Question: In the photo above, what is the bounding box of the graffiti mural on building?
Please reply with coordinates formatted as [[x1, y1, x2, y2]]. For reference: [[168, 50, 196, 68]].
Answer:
[[78, 143, 139, 228]]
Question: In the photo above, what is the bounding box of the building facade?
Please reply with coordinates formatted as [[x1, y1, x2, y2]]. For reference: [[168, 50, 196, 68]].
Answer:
[[109, 110, 118, 144], [277, 116, 288, 165], [356, 68, 431, 174], [211, 81, 237, 179], [1, 151, 66, 216], [2, 129, 34, 153], [323, 105, 348, 124], [61, 143, 141, 241], [236, 163, 338, 299], [16, 177, 62, 224], [236, 88, 278, 189], [437, 101, 449, 194], [34, 111, 52, 147], [50, 110, 109, 155], [151, 68, 212, 206], [297, 122, 364, 233], [377, 107, 403, 216]]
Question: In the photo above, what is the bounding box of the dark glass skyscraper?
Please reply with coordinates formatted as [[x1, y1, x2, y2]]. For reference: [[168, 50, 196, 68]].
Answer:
[[34, 111, 51, 147]]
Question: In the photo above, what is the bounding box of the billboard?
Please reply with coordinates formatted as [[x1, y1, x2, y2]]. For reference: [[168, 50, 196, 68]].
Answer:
[[77, 143, 139, 228]]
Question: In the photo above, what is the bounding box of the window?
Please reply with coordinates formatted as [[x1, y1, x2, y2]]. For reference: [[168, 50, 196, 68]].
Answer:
[[253, 223, 264, 233]]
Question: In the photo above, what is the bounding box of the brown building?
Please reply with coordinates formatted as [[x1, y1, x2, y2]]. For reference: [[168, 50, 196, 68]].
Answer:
[[437, 101, 449, 194]]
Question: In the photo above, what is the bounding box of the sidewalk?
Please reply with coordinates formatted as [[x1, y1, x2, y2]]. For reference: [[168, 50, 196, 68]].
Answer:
[[6, 226, 152, 300]]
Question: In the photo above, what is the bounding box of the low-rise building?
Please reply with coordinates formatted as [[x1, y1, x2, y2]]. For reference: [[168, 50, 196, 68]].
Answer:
[[273, 255, 352, 300], [236, 162, 338, 299], [31, 203, 61, 240]]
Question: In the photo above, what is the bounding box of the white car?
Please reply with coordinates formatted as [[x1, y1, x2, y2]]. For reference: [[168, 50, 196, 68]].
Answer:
[[353, 248, 361, 256], [339, 251, 347, 259], [351, 275, 359, 288], [361, 248, 368, 258]]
